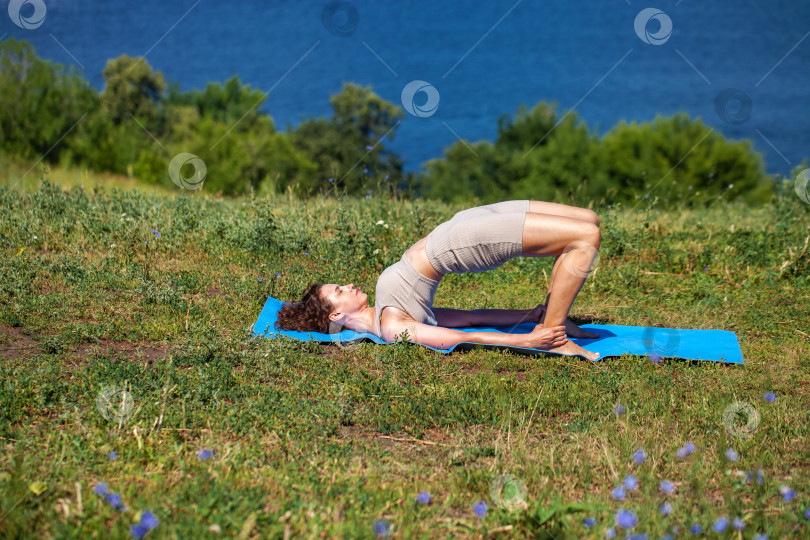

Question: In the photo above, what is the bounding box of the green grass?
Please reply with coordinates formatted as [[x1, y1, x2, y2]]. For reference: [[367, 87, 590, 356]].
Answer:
[[0, 168, 808, 539]]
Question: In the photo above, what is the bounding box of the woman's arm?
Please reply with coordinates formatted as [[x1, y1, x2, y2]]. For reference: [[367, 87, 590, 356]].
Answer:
[[382, 316, 566, 350]]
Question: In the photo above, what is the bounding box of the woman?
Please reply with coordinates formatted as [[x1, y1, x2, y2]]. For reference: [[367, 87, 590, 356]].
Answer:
[[277, 200, 602, 360]]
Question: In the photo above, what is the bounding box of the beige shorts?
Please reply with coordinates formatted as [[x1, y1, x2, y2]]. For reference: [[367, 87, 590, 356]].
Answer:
[[426, 200, 530, 275]]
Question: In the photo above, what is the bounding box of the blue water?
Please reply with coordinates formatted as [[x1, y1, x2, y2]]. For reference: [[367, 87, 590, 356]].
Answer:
[[3, 0, 808, 176]]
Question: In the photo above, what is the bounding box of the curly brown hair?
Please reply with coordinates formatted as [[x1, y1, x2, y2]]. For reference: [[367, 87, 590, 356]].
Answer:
[[275, 282, 334, 333]]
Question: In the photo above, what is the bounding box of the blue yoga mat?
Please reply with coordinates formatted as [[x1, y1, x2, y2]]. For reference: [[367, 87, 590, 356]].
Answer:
[[252, 297, 744, 364]]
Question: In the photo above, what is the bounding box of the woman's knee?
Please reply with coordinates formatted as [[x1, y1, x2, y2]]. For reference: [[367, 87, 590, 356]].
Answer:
[[582, 222, 601, 247], [582, 209, 600, 228]]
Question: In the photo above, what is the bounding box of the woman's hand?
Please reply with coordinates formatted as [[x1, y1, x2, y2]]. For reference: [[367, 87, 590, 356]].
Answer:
[[525, 324, 568, 349]]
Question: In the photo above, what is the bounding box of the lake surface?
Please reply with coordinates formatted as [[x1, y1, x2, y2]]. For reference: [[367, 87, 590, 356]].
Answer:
[[3, 0, 809, 177]]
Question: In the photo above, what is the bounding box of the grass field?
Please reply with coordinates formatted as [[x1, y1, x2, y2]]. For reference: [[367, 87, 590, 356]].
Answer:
[[0, 168, 808, 539]]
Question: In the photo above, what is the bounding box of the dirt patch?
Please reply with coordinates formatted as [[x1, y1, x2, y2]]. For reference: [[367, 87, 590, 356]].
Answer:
[[205, 287, 222, 298], [68, 340, 173, 366], [0, 326, 41, 360], [0, 325, 172, 367]]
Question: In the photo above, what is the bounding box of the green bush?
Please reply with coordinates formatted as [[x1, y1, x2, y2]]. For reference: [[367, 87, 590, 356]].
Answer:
[[417, 103, 775, 207], [0, 39, 95, 161], [0, 39, 788, 205]]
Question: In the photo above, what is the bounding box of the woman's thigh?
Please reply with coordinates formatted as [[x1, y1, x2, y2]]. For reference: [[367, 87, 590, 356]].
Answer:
[[528, 200, 599, 226], [521, 212, 601, 257]]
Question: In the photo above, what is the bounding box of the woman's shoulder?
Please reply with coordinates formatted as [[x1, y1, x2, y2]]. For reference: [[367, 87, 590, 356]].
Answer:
[[379, 304, 414, 325], [378, 305, 416, 339]]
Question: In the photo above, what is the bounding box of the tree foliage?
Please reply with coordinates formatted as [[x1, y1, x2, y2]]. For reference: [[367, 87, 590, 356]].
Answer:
[[0, 39, 779, 205], [291, 83, 405, 195], [416, 102, 773, 207]]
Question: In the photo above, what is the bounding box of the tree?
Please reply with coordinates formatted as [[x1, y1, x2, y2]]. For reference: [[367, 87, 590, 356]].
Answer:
[[292, 83, 405, 196], [0, 39, 95, 161], [100, 55, 165, 124]]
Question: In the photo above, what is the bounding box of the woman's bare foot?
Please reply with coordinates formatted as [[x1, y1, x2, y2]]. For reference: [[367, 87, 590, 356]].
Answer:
[[530, 303, 599, 339], [548, 340, 601, 361], [564, 320, 599, 340]]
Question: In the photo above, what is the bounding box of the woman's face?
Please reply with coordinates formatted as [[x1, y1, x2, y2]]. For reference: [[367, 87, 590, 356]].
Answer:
[[320, 283, 368, 322]]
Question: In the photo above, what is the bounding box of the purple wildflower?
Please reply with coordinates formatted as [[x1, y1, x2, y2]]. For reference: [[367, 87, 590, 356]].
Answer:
[[732, 517, 745, 531], [131, 524, 150, 539], [328, 178, 334, 183], [416, 491, 431, 504], [753, 534, 767, 540], [690, 523, 702, 534], [632, 448, 646, 464], [139, 511, 159, 530], [660, 502, 673, 516], [605, 527, 616, 538], [725, 448, 740, 461], [196, 449, 214, 461], [365, 195, 371, 200], [276, 272, 281, 279], [473, 501, 488, 517], [614, 404, 626, 416], [764, 392, 776, 403], [130, 510, 159, 538], [746, 468, 765, 485], [366, 146, 373, 150], [616, 508, 637, 529], [304, 252, 309, 256], [108, 451, 118, 461], [363, 168, 369, 174], [805, 508, 810, 519], [106, 492, 125, 511], [659, 480, 675, 495], [712, 516, 729, 532], [779, 485, 796, 502], [93, 483, 108, 496], [611, 486, 626, 500], [623, 474, 638, 491], [703, 264, 708, 270], [676, 442, 696, 459], [583, 517, 596, 527], [627, 535, 648, 540], [258, 277, 262, 283], [373, 519, 390, 538]]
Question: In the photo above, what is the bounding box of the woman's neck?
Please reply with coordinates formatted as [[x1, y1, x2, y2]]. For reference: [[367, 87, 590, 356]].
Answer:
[[343, 306, 377, 335]]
